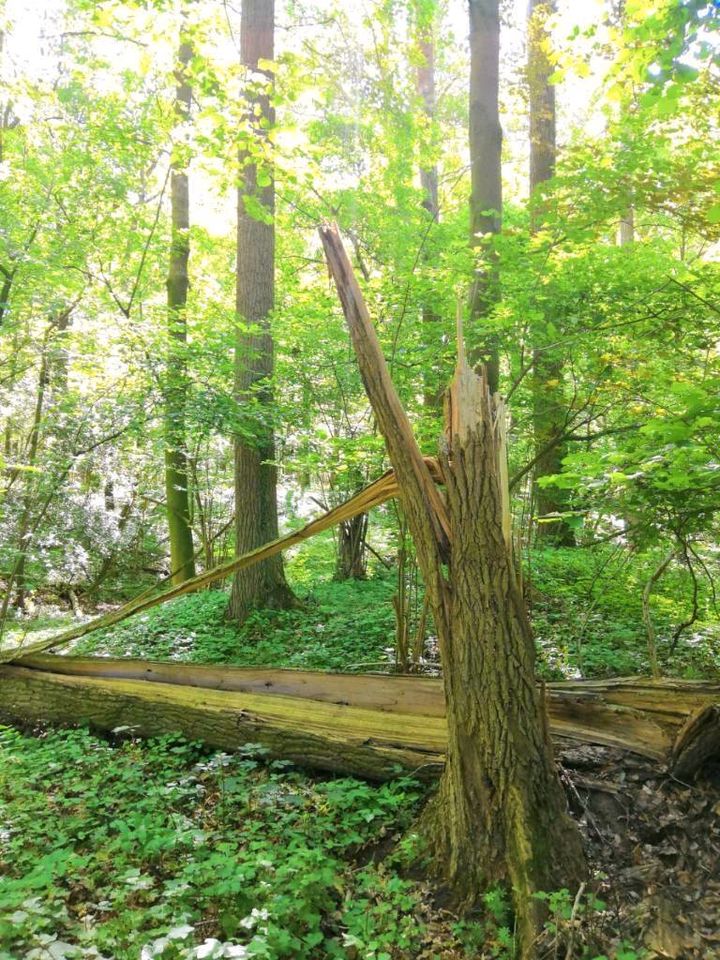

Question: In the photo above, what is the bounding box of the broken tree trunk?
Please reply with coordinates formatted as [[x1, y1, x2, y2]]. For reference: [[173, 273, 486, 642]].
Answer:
[[2, 657, 719, 782], [0, 461, 441, 665], [319, 222, 584, 955]]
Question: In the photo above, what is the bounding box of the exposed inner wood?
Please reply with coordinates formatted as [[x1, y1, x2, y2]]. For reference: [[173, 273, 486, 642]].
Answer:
[[4, 656, 719, 780]]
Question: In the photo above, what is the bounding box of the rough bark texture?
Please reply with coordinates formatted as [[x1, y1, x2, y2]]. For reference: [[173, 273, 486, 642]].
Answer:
[[528, 0, 574, 547], [164, 33, 196, 586], [228, 0, 294, 622], [426, 375, 584, 945], [320, 224, 584, 955], [5, 659, 719, 782], [468, 0, 502, 392]]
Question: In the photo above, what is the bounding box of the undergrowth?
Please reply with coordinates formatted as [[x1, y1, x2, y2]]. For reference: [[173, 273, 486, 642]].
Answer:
[[0, 725, 429, 960], [70, 546, 719, 679]]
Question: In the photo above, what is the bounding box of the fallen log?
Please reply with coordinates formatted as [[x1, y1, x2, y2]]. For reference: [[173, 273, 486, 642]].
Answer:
[[0, 665, 446, 781], [2, 657, 719, 780]]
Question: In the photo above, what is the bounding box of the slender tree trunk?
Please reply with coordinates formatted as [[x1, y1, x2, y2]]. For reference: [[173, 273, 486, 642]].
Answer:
[[618, 207, 634, 245], [228, 0, 295, 622], [320, 225, 585, 957], [164, 30, 196, 586], [2, 330, 50, 617], [414, 4, 443, 410], [528, 0, 574, 547], [468, 0, 502, 392]]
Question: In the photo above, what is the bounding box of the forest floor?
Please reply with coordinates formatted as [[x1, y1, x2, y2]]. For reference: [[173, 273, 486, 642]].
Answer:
[[1, 549, 719, 959]]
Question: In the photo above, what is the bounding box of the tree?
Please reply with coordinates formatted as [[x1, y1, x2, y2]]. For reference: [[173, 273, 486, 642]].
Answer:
[[413, 0, 443, 411], [321, 224, 585, 958], [468, 0, 502, 391], [164, 25, 196, 586], [228, 0, 295, 621], [527, 0, 575, 546]]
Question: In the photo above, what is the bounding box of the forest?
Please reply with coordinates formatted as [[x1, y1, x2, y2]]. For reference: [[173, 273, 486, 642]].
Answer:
[[1, 0, 719, 957]]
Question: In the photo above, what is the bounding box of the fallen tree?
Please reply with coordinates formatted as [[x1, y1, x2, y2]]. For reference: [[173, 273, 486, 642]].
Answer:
[[2, 657, 718, 782]]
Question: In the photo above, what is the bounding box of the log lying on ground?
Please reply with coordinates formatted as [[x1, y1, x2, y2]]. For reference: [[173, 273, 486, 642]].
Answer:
[[0, 665, 446, 781], [3, 657, 719, 780]]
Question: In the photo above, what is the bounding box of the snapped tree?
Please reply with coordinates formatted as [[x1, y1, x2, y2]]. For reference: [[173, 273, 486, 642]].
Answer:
[[319, 223, 585, 957]]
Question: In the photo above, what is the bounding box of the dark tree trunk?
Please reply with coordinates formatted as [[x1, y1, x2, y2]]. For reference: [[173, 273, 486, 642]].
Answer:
[[468, 0, 502, 392], [335, 511, 368, 581], [528, 0, 575, 546], [414, 5, 443, 411], [228, 0, 294, 622], [164, 31, 196, 585]]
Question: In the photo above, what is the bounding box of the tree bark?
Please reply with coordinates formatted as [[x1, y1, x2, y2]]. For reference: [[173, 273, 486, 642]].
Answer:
[[468, 0, 502, 392], [424, 376, 584, 942], [528, 0, 575, 547], [228, 0, 295, 622], [164, 29, 196, 586], [4, 661, 719, 784], [414, 3, 443, 411], [320, 224, 584, 955]]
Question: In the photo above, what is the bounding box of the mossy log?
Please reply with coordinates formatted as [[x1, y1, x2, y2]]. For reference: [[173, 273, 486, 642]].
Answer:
[[3, 657, 719, 780]]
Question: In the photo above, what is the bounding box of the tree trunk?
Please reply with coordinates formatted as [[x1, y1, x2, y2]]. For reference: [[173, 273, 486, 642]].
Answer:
[[414, 4, 443, 411], [164, 30, 196, 586], [320, 224, 585, 956], [334, 511, 368, 581], [228, 0, 295, 622], [423, 379, 584, 944], [528, 0, 574, 548], [618, 207, 635, 245], [468, 0, 502, 392], [2, 328, 51, 617]]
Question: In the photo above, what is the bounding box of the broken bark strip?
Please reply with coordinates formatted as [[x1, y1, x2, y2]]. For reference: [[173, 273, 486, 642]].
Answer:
[[1, 460, 442, 665]]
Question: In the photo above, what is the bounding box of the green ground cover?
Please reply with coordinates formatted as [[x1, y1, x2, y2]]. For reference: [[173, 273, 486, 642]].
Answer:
[[2, 546, 715, 959]]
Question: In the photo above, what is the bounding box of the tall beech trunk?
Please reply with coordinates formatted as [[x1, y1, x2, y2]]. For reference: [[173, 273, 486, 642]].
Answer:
[[228, 0, 294, 621], [414, 4, 443, 411], [468, 0, 502, 392], [528, 0, 574, 546], [164, 31, 196, 586], [319, 224, 585, 957]]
